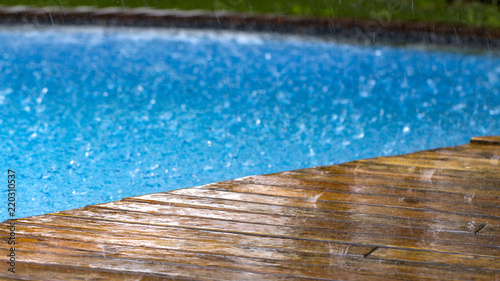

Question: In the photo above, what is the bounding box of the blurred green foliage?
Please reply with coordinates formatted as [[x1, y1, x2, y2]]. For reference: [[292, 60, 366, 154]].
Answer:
[[1, 0, 499, 27]]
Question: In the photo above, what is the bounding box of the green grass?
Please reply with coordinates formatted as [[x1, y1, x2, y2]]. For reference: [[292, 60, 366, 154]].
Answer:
[[2, 0, 500, 28]]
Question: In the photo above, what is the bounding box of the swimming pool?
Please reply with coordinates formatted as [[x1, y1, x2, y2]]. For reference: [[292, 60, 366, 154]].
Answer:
[[1, 27, 499, 221]]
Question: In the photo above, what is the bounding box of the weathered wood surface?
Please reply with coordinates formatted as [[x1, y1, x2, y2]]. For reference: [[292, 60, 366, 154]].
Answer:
[[471, 136, 500, 146], [1, 136, 499, 280]]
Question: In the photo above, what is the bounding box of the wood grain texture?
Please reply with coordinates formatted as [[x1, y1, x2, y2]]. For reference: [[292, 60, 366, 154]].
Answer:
[[1, 136, 499, 280], [471, 136, 500, 146]]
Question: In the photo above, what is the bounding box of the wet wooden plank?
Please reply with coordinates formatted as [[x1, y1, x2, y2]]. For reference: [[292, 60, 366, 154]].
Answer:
[[346, 161, 499, 181], [188, 183, 499, 218], [12, 215, 374, 257], [298, 162, 500, 189], [368, 247, 500, 271], [1, 136, 498, 280], [432, 143, 500, 159], [0, 237, 381, 280], [308, 162, 500, 191], [471, 136, 500, 146], [2, 235, 494, 281], [171, 185, 499, 229], [40, 207, 500, 257], [170, 187, 500, 238], [0, 234, 437, 280], [0, 263, 177, 281], [6, 250, 318, 281], [85, 202, 499, 247], [124, 193, 489, 233], [242, 173, 500, 206], [358, 156, 500, 175], [403, 150, 500, 165]]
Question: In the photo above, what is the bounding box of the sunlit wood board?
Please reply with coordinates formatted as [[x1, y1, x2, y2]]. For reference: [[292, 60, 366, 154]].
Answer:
[[1, 136, 499, 280]]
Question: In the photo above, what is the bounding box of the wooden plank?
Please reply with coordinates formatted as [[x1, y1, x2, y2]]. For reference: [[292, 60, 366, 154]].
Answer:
[[350, 160, 499, 180], [243, 173, 500, 206], [0, 236, 381, 280], [0, 263, 176, 281], [165, 186, 499, 232], [0, 260, 439, 281], [432, 144, 500, 159], [426, 148, 499, 159], [1, 235, 493, 281], [298, 161, 500, 187], [306, 161, 500, 188], [0, 226, 380, 267], [358, 156, 500, 175], [41, 207, 500, 257], [368, 247, 500, 271], [471, 136, 500, 146], [1, 136, 498, 280], [88, 201, 500, 247], [403, 150, 500, 165], [194, 182, 500, 219], [11, 215, 374, 257], [5, 250, 316, 281], [125, 193, 484, 233]]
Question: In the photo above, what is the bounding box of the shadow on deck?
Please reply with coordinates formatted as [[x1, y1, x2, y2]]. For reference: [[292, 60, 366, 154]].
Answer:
[[1, 136, 499, 280]]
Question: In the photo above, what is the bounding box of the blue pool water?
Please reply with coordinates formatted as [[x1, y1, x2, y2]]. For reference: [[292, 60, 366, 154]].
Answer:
[[1, 27, 499, 221]]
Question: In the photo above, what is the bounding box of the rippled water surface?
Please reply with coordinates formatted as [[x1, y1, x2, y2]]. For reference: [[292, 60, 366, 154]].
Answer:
[[1, 27, 499, 220]]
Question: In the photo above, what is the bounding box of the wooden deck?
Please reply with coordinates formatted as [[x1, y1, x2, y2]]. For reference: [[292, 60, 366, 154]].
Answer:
[[2, 136, 499, 280]]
